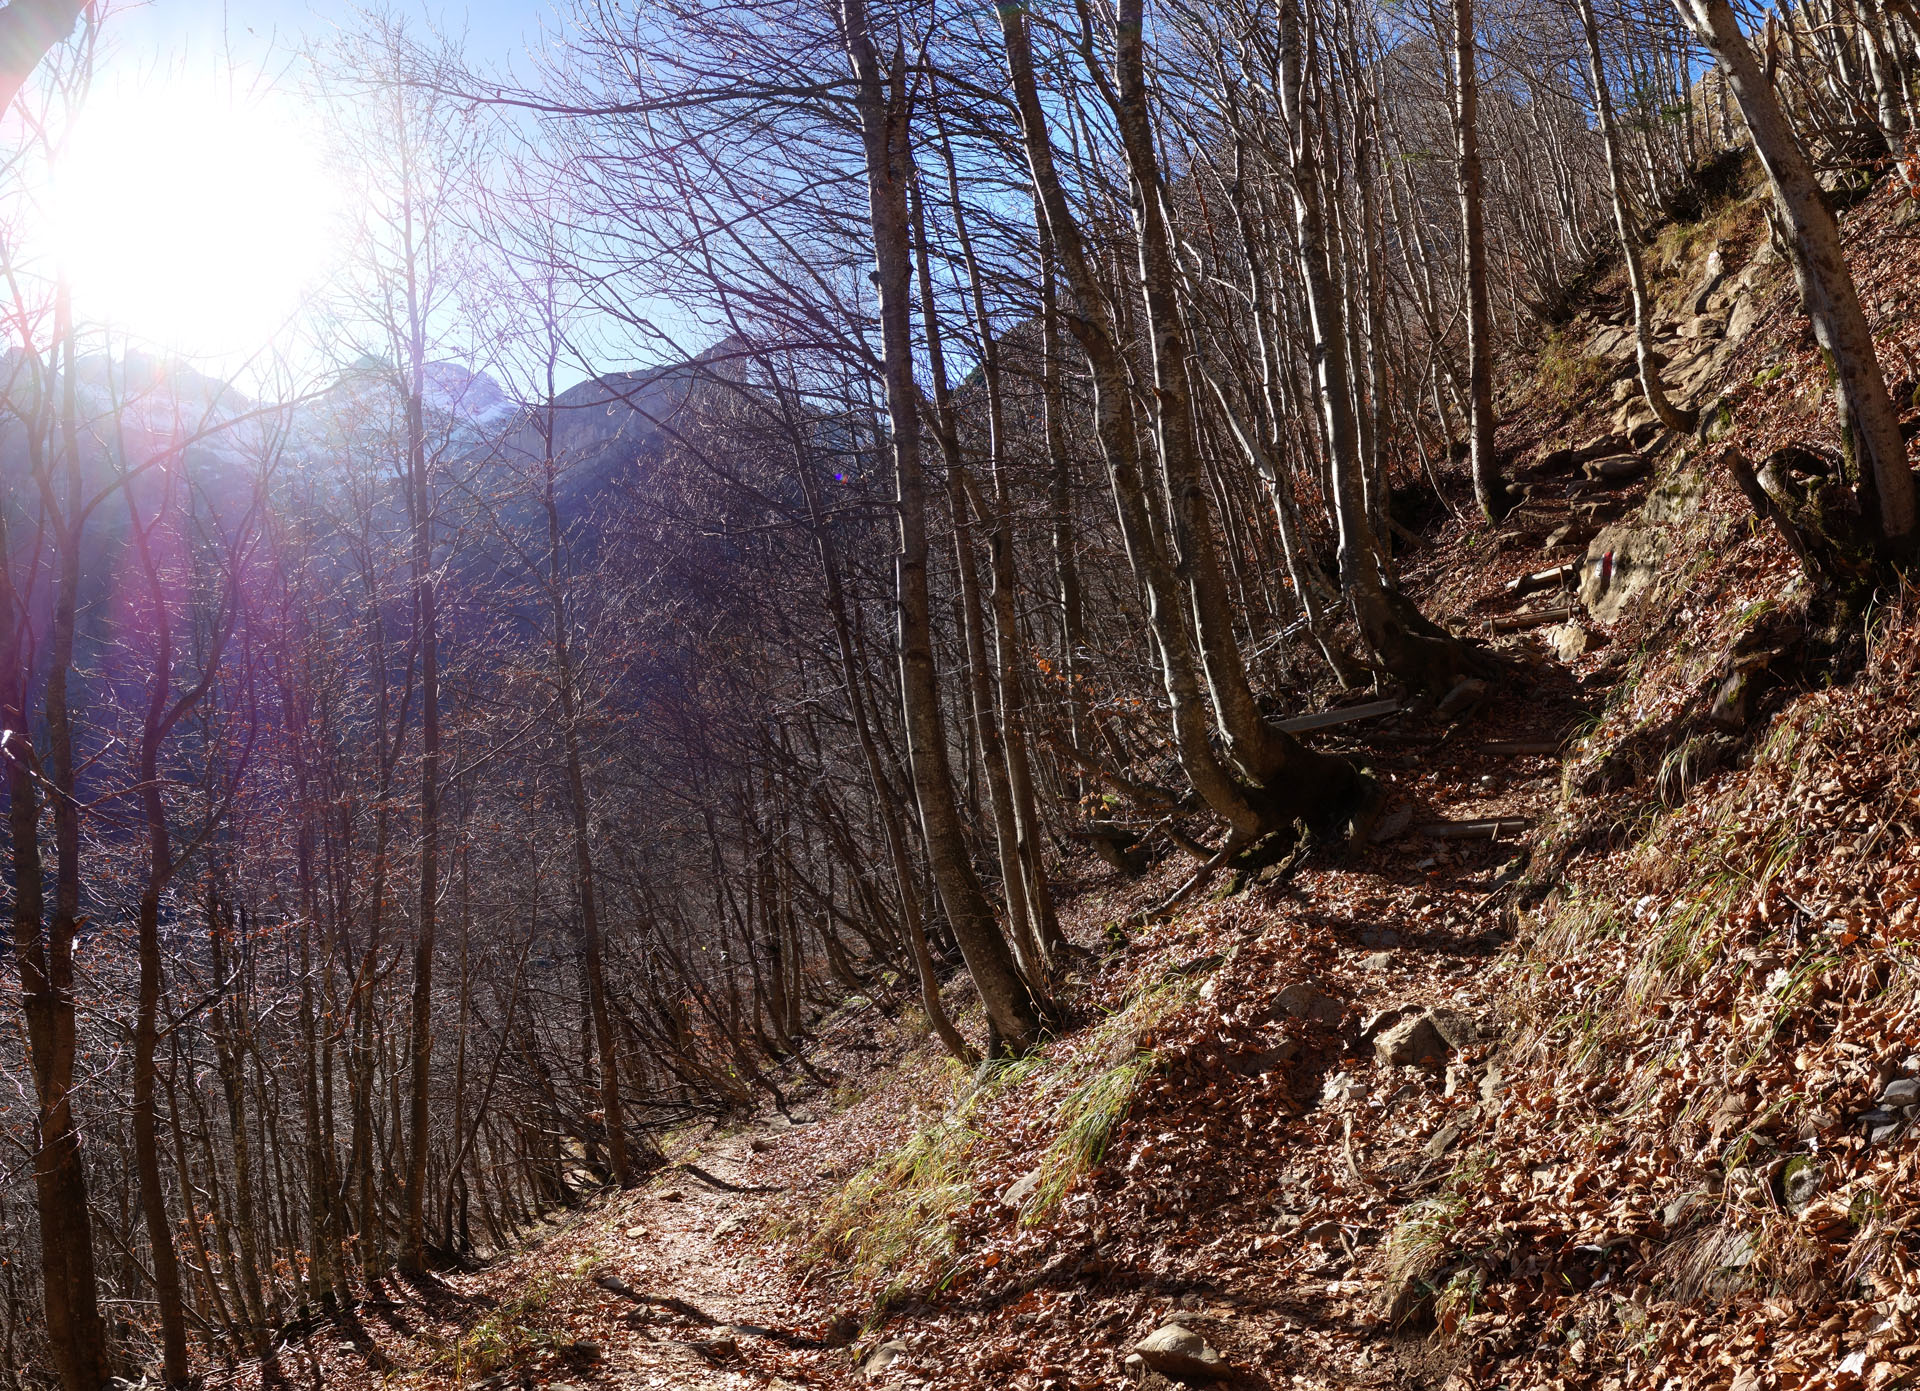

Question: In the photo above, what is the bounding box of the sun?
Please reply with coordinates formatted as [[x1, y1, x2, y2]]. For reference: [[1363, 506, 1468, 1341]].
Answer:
[[50, 67, 347, 359]]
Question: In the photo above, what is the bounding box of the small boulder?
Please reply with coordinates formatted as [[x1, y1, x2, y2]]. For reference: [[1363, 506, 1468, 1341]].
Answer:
[[1879, 1077, 1920, 1109], [1273, 981, 1343, 1025], [1437, 678, 1487, 721], [863, 1339, 910, 1378], [1584, 453, 1649, 484], [1546, 622, 1592, 663], [1478, 1062, 1508, 1104], [1424, 1007, 1487, 1050], [1724, 295, 1761, 347], [1369, 802, 1414, 844], [1003, 1167, 1043, 1209], [1131, 1325, 1231, 1384], [1375, 1014, 1450, 1068], [1322, 1071, 1367, 1104], [1359, 951, 1395, 973]]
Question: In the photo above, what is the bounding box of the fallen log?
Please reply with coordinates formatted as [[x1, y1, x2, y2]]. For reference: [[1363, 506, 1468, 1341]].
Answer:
[[1417, 817, 1533, 839], [1274, 697, 1403, 733], [1506, 562, 1576, 597], [1490, 606, 1575, 632]]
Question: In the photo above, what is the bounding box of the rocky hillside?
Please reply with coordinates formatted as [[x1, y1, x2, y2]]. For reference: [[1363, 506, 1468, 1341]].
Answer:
[[204, 156, 1920, 1391]]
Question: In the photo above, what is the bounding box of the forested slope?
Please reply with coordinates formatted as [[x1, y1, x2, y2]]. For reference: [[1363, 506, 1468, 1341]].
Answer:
[[3, 1, 1920, 1390]]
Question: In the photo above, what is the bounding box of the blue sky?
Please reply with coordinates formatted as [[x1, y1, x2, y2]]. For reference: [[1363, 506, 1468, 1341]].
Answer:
[[103, 1, 560, 79]]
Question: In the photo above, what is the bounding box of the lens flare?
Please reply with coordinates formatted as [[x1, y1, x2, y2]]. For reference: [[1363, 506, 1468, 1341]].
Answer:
[[49, 68, 346, 358]]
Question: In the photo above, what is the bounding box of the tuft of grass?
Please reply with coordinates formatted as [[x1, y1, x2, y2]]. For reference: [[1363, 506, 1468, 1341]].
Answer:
[[1534, 331, 1611, 413], [781, 967, 1205, 1309], [782, 1054, 1025, 1307], [1025, 1054, 1152, 1221], [433, 1276, 559, 1382]]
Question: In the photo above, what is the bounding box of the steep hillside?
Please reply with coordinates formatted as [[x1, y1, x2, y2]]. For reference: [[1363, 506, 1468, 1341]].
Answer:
[[208, 159, 1920, 1391]]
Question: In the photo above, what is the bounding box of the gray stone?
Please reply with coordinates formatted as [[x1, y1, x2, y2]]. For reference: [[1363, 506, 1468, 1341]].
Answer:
[[1003, 1168, 1043, 1209], [1273, 981, 1343, 1024], [1437, 678, 1487, 721], [1781, 1157, 1822, 1213], [1582, 453, 1649, 484], [1546, 622, 1592, 662], [1360, 951, 1394, 972], [1425, 1117, 1471, 1158], [1478, 1063, 1508, 1104], [1322, 1071, 1367, 1104], [1679, 314, 1724, 340], [1131, 1325, 1231, 1384], [1375, 1014, 1450, 1068], [863, 1340, 910, 1378], [1425, 1007, 1487, 1050], [1369, 802, 1414, 844], [1663, 1190, 1713, 1230], [1724, 295, 1761, 347], [1579, 467, 1706, 625], [1585, 324, 1632, 359], [1879, 1078, 1920, 1108]]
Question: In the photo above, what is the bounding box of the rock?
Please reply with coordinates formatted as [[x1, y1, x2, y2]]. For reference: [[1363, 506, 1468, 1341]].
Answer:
[[1273, 981, 1343, 1024], [1122, 1352, 1152, 1384], [1663, 1190, 1714, 1230], [1360, 1005, 1414, 1040], [1360, 951, 1395, 972], [1424, 1007, 1487, 1050], [1478, 1063, 1508, 1104], [697, 1333, 741, 1361], [1780, 1156, 1822, 1212], [1369, 801, 1414, 844], [864, 1340, 910, 1378], [1425, 1116, 1474, 1158], [714, 1216, 745, 1239], [1684, 248, 1726, 314], [1879, 1078, 1920, 1108], [1543, 522, 1595, 553], [1724, 295, 1761, 347], [1579, 466, 1706, 625], [1131, 1325, 1231, 1384], [1437, 678, 1487, 721], [1003, 1167, 1043, 1209], [1322, 1071, 1367, 1104], [1585, 324, 1632, 358], [1546, 622, 1592, 662], [1585, 453, 1649, 484], [1679, 313, 1724, 340], [1375, 1014, 1450, 1068], [748, 1136, 773, 1153]]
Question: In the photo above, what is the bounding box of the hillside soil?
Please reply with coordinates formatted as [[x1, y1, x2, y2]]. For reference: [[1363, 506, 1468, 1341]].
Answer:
[[211, 163, 1920, 1391]]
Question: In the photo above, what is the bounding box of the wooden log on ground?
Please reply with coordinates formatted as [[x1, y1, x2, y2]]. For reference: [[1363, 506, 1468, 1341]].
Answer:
[[1417, 818, 1533, 839], [1506, 562, 1576, 597], [1490, 606, 1575, 632], [1275, 697, 1402, 733]]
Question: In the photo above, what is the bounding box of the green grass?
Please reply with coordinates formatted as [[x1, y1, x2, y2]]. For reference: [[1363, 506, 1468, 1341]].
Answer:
[[431, 1276, 559, 1382]]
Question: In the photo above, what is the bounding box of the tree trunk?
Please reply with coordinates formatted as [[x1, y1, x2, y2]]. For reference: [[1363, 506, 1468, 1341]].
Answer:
[[1577, 0, 1696, 434], [842, 0, 1045, 1051], [1670, 0, 1916, 547], [1452, 0, 1509, 520]]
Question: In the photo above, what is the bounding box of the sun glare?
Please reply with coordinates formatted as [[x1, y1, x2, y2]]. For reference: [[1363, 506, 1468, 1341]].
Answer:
[[50, 70, 346, 359]]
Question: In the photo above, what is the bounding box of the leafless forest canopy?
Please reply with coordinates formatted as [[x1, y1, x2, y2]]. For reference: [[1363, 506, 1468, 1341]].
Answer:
[[0, 0, 1914, 1385]]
